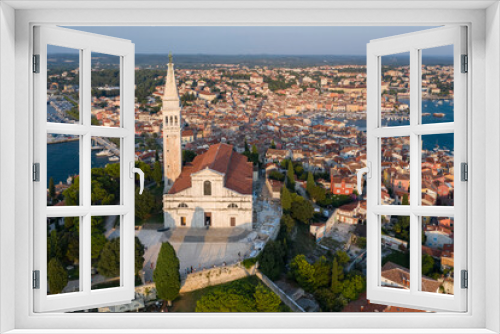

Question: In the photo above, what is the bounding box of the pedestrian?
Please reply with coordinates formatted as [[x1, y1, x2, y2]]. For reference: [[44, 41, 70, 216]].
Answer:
[[190, 266, 193, 273]]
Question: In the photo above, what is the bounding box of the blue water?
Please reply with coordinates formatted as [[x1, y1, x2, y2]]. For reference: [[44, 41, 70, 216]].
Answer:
[[340, 99, 454, 152], [47, 140, 111, 187]]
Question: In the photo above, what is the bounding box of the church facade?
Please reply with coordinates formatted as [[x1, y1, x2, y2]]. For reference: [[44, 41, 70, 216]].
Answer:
[[162, 57, 254, 230]]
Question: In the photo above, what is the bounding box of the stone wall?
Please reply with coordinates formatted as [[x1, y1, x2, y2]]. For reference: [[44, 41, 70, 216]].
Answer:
[[255, 270, 305, 312], [179, 263, 256, 293]]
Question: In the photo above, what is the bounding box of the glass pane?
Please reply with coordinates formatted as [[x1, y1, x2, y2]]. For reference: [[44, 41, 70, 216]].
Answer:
[[91, 215, 121, 290], [47, 216, 80, 295], [47, 134, 80, 206], [421, 45, 454, 124], [47, 45, 80, 124], [91, 53, 121, 127], [381, 52, 410, 127], [91, 136, 121, 205], [421, 133, 454, 206], [421, 216, 454, 294], [381, 136, 410, 205], [381, 215, 410, 289]]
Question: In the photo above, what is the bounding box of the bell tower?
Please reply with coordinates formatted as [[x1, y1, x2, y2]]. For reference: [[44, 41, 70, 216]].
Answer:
[[162, 53, 182, 192]]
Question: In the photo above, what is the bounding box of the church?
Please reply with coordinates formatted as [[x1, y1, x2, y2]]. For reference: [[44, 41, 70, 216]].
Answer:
[[162, 56, 254, 230]]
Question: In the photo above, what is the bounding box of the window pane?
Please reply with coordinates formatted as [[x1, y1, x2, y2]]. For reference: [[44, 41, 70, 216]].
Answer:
[[381, 215, 410, 289], [421, 133, 454, 206], [47, 134, 80, 206], [381, 52, 410, 127], [421, 216, 454, 295], [91, 215, 121, 290], [91, 136, 121, 205], [47, 216, 80, 295], [421, 45, 454, 124], [381, 136, 410, 205], [91, 53, 121, 127], [47, 45, 80, 124]]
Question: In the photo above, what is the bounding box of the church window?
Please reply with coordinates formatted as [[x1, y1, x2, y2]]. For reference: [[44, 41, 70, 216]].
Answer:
[[175, 116, 178, 125], [165, 117, 168, 125], [170, 116, 173, 125], [203, 181, 212, 196], [228, 203, 238, 208], [178, 203, 188, 208]]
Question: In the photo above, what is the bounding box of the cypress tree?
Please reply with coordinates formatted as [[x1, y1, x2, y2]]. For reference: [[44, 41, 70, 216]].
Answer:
[[281, 186, 292, 212], [49, 177, 56, 201], [153, 242, 180, 304], [47, 257, 68, 294], [331, 257, 341, 293]]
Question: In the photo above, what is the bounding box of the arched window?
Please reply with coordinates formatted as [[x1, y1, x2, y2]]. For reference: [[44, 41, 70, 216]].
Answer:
[[228, 203, 238, 208], [165, 117, 168, 125], [170, 116, 173, 125], [203, 181, 212, 196], [175, 116, 178, 125], [178, 203, 188, 208]]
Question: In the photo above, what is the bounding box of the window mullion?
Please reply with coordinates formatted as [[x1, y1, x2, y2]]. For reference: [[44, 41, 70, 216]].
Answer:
[[409, 47, 420, 295]]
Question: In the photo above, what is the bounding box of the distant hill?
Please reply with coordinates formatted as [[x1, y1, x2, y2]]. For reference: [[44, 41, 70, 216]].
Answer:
[[47, 53, 453, 70]]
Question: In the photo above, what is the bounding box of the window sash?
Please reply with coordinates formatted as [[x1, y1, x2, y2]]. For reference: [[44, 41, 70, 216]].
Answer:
[[33, 26, 136, 313], [366, 26, 467, 312]]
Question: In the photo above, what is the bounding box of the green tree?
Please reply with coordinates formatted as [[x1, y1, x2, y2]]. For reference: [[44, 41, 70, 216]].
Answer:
[[281, 187, 292, 212], [331, 257, 341, 293], [270, 140, 276, 149], [422, 254, 435, 276], [152, 161, 163, 185], [306, 172, 315, 194], [290, 254, 316, 292], [336, 250, 350, 266], [340, 275, 366, 301], [48, 229, 62, 260], [254, 283, 281, 312], [280, 214, 295, 234], [153, 242, 181, 304], [135, 237, 145, 275], [313, 256, 331, 289], [291, 200, 314, 224], [91, 232, 107, 260], [182, 150, 197, 165], [47, 257, 68, 294], [49, 177, 56, 201], [287, 161, 295, 187], [258, 240, 286, 280], [315, 288, 345, 312], [135, 188, 158, 221], [97, 238, 120, 278]]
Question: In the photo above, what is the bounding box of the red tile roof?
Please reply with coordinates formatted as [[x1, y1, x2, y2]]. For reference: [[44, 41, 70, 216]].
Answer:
[[168, 143, 253, 195]]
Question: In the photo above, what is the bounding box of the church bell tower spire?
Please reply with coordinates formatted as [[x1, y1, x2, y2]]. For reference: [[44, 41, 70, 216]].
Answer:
[[162, 53, 182, 192]]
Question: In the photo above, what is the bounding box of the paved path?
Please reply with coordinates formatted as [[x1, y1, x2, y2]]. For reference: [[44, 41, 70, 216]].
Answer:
[[136, 227, 253, 283]]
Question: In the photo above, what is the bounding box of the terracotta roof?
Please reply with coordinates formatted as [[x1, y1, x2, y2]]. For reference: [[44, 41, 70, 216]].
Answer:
[[168, 143, 253, 195], [382, 262, 442, 293]]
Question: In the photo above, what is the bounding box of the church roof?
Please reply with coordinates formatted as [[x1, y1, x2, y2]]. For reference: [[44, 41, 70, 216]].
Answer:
[[168, 143, 253, 195]]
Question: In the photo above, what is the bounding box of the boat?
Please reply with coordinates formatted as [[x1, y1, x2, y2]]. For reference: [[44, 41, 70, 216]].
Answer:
[[96, 150, 112, 157], [433, 113, 445, 118], [108, 156, 119, 162], [437, 100, 444, 105], [422, 113, 431, 117]]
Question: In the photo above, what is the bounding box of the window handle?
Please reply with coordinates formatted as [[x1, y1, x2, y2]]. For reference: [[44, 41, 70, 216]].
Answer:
[[130, 162, 145, 195], [356, 162, 371, 195]]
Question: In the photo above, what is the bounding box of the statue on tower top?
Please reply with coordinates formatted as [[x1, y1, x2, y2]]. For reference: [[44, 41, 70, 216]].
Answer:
[[168, 52, 173, 64]]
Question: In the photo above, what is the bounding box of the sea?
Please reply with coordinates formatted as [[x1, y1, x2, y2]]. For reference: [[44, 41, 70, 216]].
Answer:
[[339, 98, 455, 153], [47, 140, 114, 187]]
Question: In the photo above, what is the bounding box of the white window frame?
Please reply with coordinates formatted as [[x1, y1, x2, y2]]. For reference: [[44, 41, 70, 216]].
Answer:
[[366, 26, 467, 312], [32, 26, 136, 312], [1, 2, 499, 333]]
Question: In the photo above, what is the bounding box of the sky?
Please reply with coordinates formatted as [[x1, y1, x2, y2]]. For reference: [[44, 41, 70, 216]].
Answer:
[[51, 26, 452, 56]]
